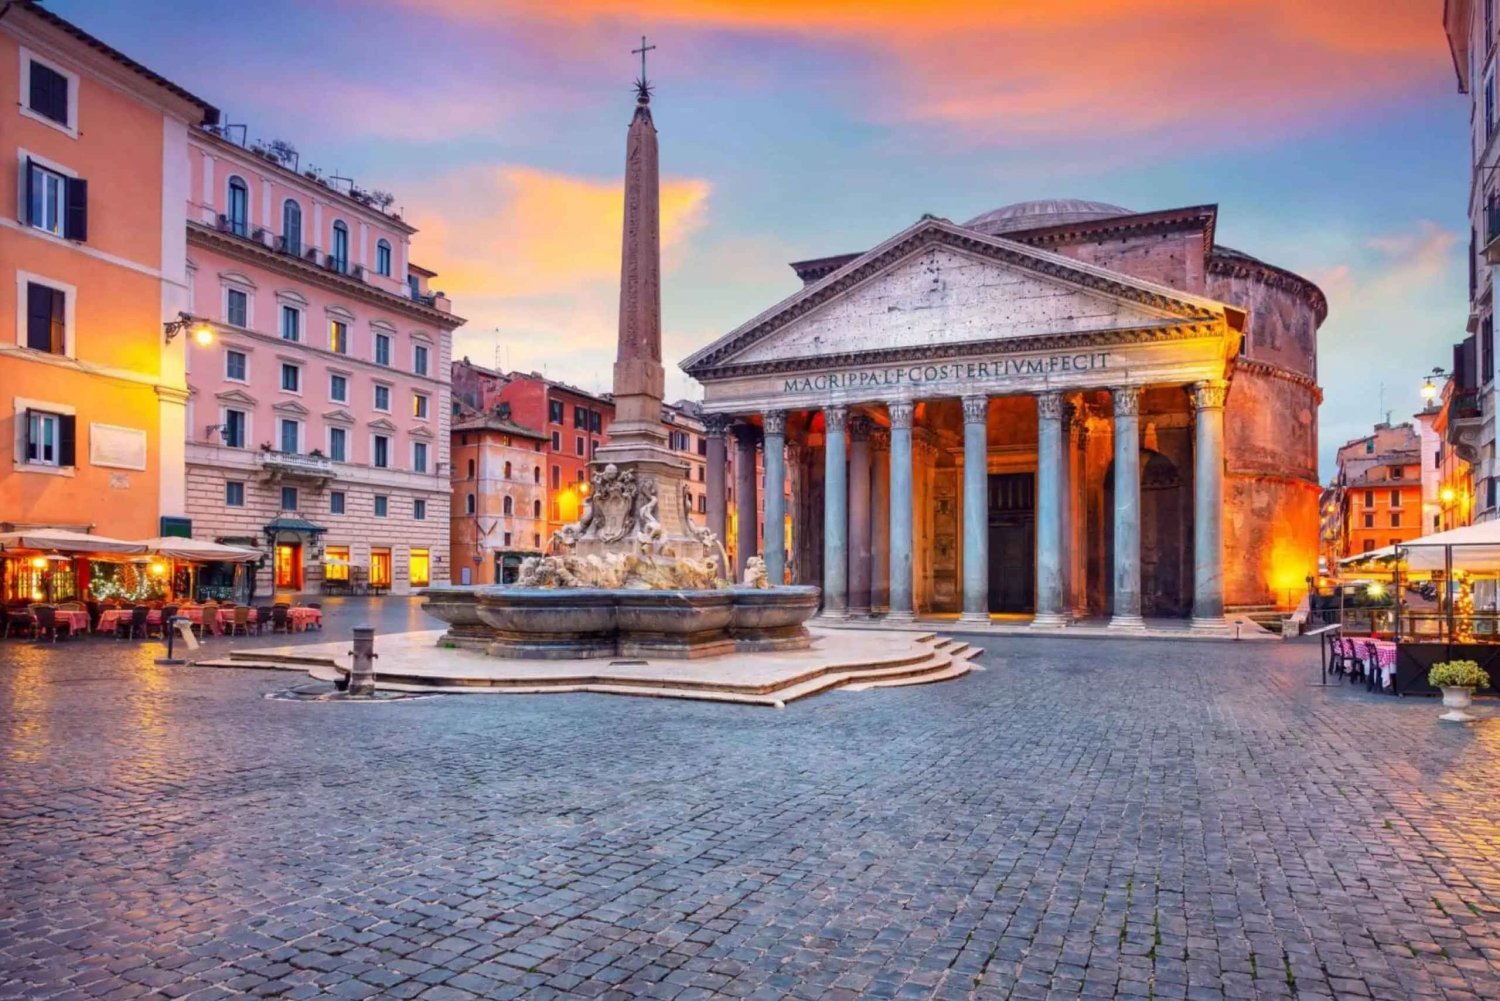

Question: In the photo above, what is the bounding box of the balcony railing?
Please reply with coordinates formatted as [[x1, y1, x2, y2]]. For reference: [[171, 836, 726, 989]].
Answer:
[[257, 449, 334, 481], [1486, 206, 1500, 263]]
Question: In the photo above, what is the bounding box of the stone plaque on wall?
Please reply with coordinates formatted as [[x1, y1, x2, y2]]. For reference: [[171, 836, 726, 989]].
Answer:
[[90, 424, 148, 471]]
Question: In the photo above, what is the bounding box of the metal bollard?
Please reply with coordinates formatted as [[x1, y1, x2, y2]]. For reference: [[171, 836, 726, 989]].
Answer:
[[347, 625, 377, 696]]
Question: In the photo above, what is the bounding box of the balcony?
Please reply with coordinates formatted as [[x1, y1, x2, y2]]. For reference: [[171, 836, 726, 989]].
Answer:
[[1485, 205, 1500, 264], [257, 449, 334, 484], [1445, 390, 1485, 462]]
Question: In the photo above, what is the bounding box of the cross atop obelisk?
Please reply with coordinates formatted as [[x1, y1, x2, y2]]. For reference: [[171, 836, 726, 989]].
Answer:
[[632, 35, 655, 100]]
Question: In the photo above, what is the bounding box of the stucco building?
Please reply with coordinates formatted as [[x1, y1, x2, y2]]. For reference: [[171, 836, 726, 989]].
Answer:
[[450, 404, 547, 584], [1, 1, 216, 599], [685, 200, 1325, 624], [1332, 423, 1424, 558], [181, 130, 463, 596]]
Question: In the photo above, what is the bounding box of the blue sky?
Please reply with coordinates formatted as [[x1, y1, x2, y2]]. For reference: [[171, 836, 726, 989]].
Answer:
[[49, 0, 1465, 478]]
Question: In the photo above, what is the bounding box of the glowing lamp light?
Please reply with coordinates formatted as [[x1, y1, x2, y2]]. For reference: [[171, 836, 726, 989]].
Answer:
[[1420, 378, 1438, 404], [1440, 486, 1457, 505], [578, 483, 591, 496], [1366, 582, 1385, 598], [149, 561, 168, 577], [30, 556, 47, 570], [192, 323, 215, 346]]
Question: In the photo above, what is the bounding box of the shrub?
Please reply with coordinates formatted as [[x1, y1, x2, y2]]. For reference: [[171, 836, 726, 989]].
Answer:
[[1428, 660, 1488, 689]]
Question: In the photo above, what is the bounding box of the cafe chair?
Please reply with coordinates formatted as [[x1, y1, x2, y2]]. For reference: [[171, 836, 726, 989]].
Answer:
[[4, 608, 36, 639], [33, 606, 68, 642]]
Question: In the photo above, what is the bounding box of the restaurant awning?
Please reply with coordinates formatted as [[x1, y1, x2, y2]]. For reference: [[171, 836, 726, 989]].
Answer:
[[135, 537, 262, 563], [1340, 521, 1500, 574], [0, 529, 147, 556]]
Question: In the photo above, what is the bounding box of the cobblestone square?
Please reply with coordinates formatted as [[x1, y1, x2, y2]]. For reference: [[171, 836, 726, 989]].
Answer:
[[3, 607, 1499, 1000]]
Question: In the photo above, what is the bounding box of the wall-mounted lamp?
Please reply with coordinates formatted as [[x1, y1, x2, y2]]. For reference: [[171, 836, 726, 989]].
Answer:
[[164, 311, 214, 345]]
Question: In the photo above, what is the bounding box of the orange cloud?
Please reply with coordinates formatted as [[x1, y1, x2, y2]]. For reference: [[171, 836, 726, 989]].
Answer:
[[395, 0, 1443, 142]]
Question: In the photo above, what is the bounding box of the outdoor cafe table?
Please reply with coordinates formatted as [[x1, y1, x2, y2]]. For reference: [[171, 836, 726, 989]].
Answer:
[[95, 608, 160, 633], [51, 609, 89, 634], [287, 607, 321, 631], [1361, 638, 1398, 690]]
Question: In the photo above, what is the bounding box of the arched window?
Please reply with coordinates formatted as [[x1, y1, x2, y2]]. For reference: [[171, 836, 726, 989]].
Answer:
[[504, 461, 512, 478], [465, 493, 475, 515], [376, 239, 392, 276], [331, 220, 349, 273], [466, 458, 475, 479], [503, 496, 513, 515], [533, 499, 542, 518], [226, 176, 248, 237], [533, 465, 541, 484], [281, 199, 302, 254]]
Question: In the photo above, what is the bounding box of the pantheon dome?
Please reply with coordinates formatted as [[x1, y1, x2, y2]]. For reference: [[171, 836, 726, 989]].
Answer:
[[963, 199, 1133, 236]]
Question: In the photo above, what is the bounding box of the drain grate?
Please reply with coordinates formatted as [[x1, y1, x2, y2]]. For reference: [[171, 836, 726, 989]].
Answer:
[[264, 683, 443, 703]]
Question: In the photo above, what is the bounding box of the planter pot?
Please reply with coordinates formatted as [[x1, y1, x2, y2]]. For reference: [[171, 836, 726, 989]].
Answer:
[[1439, 685, 1477, 723]]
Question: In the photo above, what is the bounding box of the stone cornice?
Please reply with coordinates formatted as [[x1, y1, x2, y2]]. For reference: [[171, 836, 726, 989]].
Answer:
[[1006, 204, 1218, 260], [1209, 249, 1328, 324], [682, 218, 1232, 378], [187, 223, 465, 329], [1232, 356, 1323, 403], [691, 320, 1224, 381]]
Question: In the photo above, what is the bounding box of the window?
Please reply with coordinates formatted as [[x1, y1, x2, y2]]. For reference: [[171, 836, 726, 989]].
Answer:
[[504, 532, 512, 547], [329, 426, 347, 462], [280, 486, 298, 511], [1364, 439, 1374, 454], [1362, 539, 1375, 553], [551, 431, 561, 450], [1487, 66, 1496, 140], [1363, 513, 1374, 529], [1391, 512, 1402, 528], [575, 435, 585, 457], [413, 393, 429, 419], [533, 499, 542, 518], [330, 490, 345, 515], [330, 373, 348, 403], [374, 495, 388, 518], [331, 221, 349, 273], [225, 481, 244, 507], [549, 400, 564, 423], [1390, 490, 1401, 508], [373, 434, 390, 468], [27, 58, 70, 126], [330, 320, 348, 354], [24, 410, 72, 466], [574, 405, 586, 429], [503, 496, 514, 515], [280, 305, 301, 341], [1486, 316, 1495, 384], [413, 344, 429, 376], [226, 288, 248, 327], [325, 545, 350, 581], [24, 281, 66, 354], [281, 200, 302, 255], [1391, 466, 1403, 480], [226, 177, 249, 237], [370, 548, 391, 587], [374, 332, 391, 366], [410, 548, 430, 588], [1363, 490, 1373, 508], [225, 352, 249, 387], [280, 363, 300, 393], [591, 411, 602, 433], [25, 161, 67, 238], [534, 466, 541, 484], [223, 408, 246, 448], [466, 493, 476, 515], [413, 441, 428, 473], [551, 465, 561, 489], [279, 418, 299, 454], [413, 499, 427, 521], [374, 385, 391, 411], [699, 495, 707, 514], [376, 240, 392, 276], [467, 458, 475, 479]]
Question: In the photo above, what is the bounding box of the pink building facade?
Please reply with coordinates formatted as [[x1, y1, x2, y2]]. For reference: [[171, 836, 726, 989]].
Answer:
[[181, 130, 463, 596]]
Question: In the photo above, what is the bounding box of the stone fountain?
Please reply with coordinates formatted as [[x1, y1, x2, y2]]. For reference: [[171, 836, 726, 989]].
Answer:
[[422, 65, 818, 660]]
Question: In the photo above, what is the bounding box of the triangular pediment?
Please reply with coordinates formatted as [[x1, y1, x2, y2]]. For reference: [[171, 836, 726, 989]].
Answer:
[[682, 218, 1237, 376], [408, 425, 434, 440], [271, 400, 310, 416], [216, 388, 258, 406], [369, 417, 398, 432], [323, 408, 356, 425]]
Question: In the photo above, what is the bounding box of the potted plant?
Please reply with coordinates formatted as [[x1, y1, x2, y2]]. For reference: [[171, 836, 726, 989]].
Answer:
[[1428, 659, 1488, 722]]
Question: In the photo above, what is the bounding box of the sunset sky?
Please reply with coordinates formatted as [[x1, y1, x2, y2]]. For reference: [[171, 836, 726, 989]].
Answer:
[[53, 0, 1463, 476]]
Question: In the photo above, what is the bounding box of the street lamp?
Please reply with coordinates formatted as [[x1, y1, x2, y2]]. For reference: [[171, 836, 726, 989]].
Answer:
[[1420, 366, 1447, 405], [163, 311, 214, 345]]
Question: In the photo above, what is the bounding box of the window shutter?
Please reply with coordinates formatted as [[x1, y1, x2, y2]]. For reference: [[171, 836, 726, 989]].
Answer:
[[48, 287, 66, 353], [25, 282, 54, 351], [28, 62, 68, 125], [64, 177, 87, 241], [24, 158, 37, 227], [58, 415, 77, 467]]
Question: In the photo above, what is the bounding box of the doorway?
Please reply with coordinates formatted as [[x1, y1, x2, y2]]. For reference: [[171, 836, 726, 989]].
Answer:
[[274, 542, 302, 590], [988, 472, 1035, 613]]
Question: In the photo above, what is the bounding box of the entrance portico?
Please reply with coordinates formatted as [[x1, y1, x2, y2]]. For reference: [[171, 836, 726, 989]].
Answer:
[[682, 216, 1247, 630]]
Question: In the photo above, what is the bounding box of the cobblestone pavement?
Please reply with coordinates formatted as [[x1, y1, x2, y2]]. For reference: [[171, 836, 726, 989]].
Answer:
[[3, 624, 1500, 1001]]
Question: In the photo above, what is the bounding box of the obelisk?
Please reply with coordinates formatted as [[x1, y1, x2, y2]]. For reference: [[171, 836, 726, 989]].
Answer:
[[583, 51, 703, 558]]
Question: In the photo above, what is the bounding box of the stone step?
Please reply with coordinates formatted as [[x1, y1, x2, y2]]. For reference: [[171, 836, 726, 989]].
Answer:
[[842, 660, 975, 691]]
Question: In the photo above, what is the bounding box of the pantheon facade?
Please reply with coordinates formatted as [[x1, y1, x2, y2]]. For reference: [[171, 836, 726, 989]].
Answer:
[[683, 200, 1324, 627]]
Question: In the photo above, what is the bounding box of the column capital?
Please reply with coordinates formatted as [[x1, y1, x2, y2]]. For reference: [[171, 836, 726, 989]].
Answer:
[[888, 400, 915, 429], [1190, 379, 1229, 411], [762, 410, 788, 436], [1036, 391, 1064, 421], [704, 413, 730, 437], [1112, 386, 1141, 418], [961, 395, 989, 425], [824, 405, 849, 434], [849, 415, 874, 441]]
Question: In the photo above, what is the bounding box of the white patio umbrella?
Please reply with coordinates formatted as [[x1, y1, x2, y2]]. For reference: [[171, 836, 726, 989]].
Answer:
[[0, 529, 146, 556], [135, 537, 262, 563]]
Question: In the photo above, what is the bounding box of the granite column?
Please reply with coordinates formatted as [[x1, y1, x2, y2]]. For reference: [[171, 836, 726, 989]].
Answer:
[[960, 395, 990, 623], [822, 406, 849, 619]]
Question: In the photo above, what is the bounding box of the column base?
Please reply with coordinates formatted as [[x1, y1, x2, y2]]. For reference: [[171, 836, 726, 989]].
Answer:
[[849, 605, 872, 618], [884, 610, 915, 624], [958, 610, 992, 624], [1030, 612, 1068, 629], [1190, 616, 1230, 634], [818, 609, 849, 622], [1108, 614, 1146, 631]]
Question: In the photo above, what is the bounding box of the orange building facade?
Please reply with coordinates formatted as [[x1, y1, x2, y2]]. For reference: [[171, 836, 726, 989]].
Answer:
[[0, 3, 216, 598], [1334, 423, 1425, 557]]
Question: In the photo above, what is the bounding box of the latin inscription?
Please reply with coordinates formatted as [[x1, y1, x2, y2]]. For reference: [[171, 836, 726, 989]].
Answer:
[[782, 352, 1110, 394]]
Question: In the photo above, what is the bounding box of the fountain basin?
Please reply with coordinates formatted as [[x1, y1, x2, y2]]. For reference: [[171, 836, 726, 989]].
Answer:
[[422, 585, 820, 660]]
